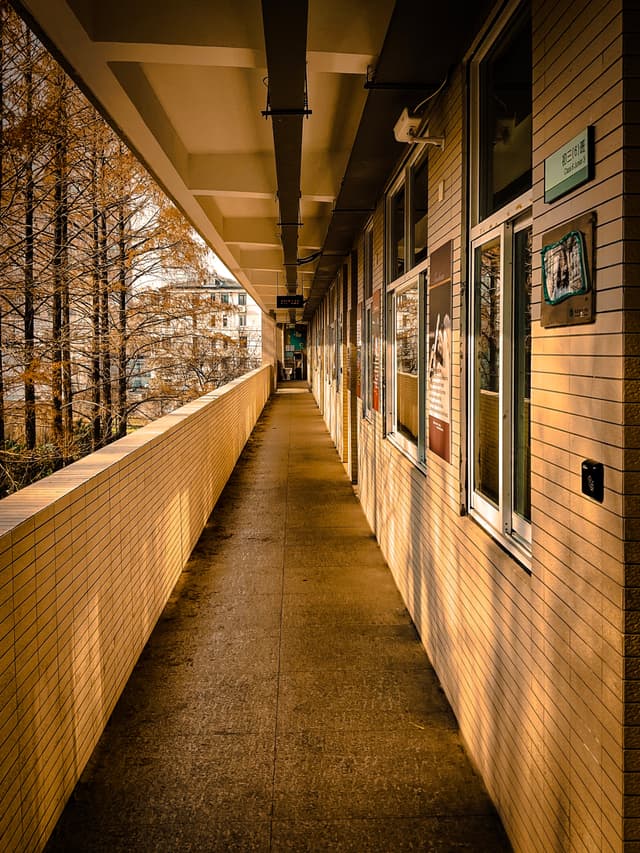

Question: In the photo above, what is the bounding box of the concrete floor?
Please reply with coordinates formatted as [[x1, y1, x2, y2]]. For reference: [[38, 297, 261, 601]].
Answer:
[[45, 384, 512, 852]]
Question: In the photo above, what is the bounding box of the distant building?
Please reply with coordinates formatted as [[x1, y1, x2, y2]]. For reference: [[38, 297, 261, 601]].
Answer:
[[127, 277, 261, 412]]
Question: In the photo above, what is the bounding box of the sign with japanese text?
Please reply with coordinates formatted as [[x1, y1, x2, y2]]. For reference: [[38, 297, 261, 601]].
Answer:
[[277, 294, 304, 308], [544, 127, 593, 203]]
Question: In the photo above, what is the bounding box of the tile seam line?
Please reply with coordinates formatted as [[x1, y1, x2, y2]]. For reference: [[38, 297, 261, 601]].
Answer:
[[269, 391, 291, 850]]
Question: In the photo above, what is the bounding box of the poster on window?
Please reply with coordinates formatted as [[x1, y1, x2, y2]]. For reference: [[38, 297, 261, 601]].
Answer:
[[356, 304, 362, 398], [372, 289, 381, 411], [428, 241, 452, 462]]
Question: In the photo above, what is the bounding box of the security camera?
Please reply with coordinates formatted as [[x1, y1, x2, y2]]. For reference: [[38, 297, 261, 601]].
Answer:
[[393, 107, 445, 149], [393, 108, 422, 142]]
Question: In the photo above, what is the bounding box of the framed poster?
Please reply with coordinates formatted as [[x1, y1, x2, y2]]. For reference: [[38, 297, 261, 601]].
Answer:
[[540, 211, 595, 328], [372, 289, 381, 411], [428, 241, 452, 462], [355, 303, 362, 399], [541, 231, 588, 305]]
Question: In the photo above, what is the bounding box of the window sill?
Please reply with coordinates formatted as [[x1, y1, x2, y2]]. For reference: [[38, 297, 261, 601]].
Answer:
[[468, 509, 532, 574], [386, 433, 427, 476]]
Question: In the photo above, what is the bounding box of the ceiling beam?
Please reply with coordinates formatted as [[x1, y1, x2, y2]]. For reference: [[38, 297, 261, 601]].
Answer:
[[188, 153, 276, 196], [99, 43, 265, 69], [223, 216, 326, 248], [261, 0, 308, 292]]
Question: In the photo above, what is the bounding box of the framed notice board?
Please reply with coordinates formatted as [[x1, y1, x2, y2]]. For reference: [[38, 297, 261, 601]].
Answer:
[[540, 211, 595, 328]]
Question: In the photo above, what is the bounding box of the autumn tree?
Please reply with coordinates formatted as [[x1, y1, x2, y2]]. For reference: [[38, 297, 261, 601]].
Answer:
[[0, 5, 257, 496]]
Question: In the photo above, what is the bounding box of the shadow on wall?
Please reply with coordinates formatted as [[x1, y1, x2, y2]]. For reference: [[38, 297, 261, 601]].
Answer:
[[382, 450, 537, 850]]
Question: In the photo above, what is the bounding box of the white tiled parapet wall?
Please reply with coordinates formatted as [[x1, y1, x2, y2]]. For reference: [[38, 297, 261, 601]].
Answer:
[[0, 366, 272, 853]]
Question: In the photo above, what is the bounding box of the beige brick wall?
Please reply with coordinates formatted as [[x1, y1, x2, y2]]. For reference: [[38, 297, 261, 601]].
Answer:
[[0, 367, 272, 853], [313, 1, 630, 849], [623, 2, 640, 847]]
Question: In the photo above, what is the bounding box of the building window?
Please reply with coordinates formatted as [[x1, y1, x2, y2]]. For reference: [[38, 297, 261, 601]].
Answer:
[[394, 279, 420, 445], [388, 275, 425, 463], [362, 225, 374, 417], [386, 152, 429, 284], [512, 226, 532, 525], [478, 1, 531, 220], [390, 186, 405, 280], [412, 157, 428, 266], [239, 315, 247, 327], [238, 292, 247, 306], [364, 227, 373, 302], [468, 0, 532, 561], [470, 219, 531, 551], [384, 151, 429, 461]]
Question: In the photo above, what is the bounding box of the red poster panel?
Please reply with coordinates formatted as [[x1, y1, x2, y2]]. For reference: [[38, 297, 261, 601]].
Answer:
[[428, 241, 453, 462], [355, 305, 362, 399], [372, 290, 381, 411]]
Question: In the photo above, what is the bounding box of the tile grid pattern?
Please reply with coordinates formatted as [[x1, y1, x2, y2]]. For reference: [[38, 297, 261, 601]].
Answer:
[[0, 367, 272, 853], [44, 384, 511, 852]]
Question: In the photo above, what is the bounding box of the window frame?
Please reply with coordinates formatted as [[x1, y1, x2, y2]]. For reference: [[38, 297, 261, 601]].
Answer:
[[386, 151, 429, 284], [386, 272, 426, 465], [362, 224, 375, 419], [468, 205, 532, 562], [469, 0, 532, 231], [467, 0, 532, 565], [383, 148, 431, 465]]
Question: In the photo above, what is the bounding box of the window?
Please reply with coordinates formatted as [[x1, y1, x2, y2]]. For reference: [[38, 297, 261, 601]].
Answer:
[[364, 227, 373, 302], [390, 186, 405, 280], [386, 153, 429, 283], [387, 275, 426, 463], [384, 152, 430, 462], [512, 227, 532, 526], [238, 292, 247, 306], [362, 226, 374, 417], [478, 1, 532, 219], [336, 282, 342, 393], [470, 219, 531, 550], [393, 278, 422, 448], [239, 315, 247, 327], [469, 1, 532, 559], [412, 157, 428, 266]]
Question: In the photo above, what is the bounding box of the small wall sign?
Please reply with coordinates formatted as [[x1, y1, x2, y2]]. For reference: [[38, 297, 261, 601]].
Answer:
[[277, 294, 304, 308], [541, 231, 588, 305], [540, 211, 595, 328], [544, 127, 593, 203]]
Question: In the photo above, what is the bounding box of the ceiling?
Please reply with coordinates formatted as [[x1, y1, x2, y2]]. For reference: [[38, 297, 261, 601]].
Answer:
[[14, 0, 494, 322]]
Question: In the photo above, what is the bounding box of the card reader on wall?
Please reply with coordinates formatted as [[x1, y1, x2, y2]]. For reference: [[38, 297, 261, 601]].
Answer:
[[581, 459, 604, 503]]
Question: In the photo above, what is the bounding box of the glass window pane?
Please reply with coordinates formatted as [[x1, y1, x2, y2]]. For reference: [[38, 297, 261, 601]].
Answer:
[[365, 306, 372, 412], [413, 159, 428, 265], [391, 187, 405, 280], [513, 226, 532, 523], [364, 228, 373, 301], [474, 237, 501, 505], [395, 282, 419, 444], [480, 3, 531, 217]]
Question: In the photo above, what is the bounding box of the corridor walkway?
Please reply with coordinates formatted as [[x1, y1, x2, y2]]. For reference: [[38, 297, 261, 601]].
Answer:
[[45, 385, 511, 852]]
